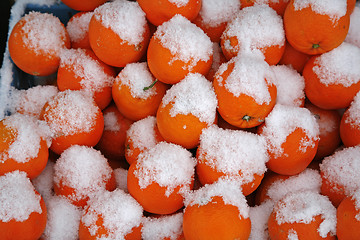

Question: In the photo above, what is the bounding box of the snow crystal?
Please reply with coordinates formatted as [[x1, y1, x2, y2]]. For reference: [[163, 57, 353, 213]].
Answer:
[[345, 4, 360, 48], [66, 12, 93, 44], [198, 0, 240, 27], [142, 212, 183, 240], [312, 42, 360, 87], [161, 73, 217, 124], [198, 125, 268, 183], [0, 171, 42, 222], [249, 200, 274, 240], [134, 142, 196, 196], [104, 111, 120, 132], [93, 0, 147, 45]]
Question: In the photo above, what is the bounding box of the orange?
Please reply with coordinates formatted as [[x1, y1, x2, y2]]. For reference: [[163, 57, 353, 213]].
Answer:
[[61, 0, 107, 11], [0, 171, 47, 240], [240, 0, 290, 16], [213, 53, 277, 128], [337, 190, 360, 240], [192, 0, 240, 42], [137, 0, 201, 26], [0, 113, 48, 179], [278, 41, 311, 73], [303, 42, 360, 110], [196, 125, 268, 196], [340, 92, 360, 147], [57, 48, 116, 110], [53, 145, 116, 207], [259, 104, 320, 175], [79, 189, 143, 240], [8, 11, 70, 76], [112, 62, 168, 121], [66, 11, 93, 49], [125, 116, 164, 165], [88, 0, 150, 67], [254, 171, 289, 205], [183, 179, 251, 240], [147, 15, 213, 85], [320, 146, 360, 207], [305, 101, 342, 161], [268, 190, 337, 240], [220, 4, 285, 65], [347, 0, 356, 14], [96, 104, 133, 161], [40, 90, 104, 155], [284, 0, 350, 55], [127, 142, 196, 214], [156, 73, 218, 149]]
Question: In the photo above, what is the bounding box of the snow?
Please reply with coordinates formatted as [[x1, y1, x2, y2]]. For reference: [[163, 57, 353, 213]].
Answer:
[[114, 168, 128, 193], [249, 200, 274, 240], [345, 91, 360, 126], [0, 171, 42, 222], [32, 160, 55, 201], [103, 111, 120, 132], [142, 212, 184, 240], [169, 0, 189, 7], [198, 0, 240, 27], [292, 0, 347, 21], [66, 12, 93, 44], [345, 4, 360, 48]]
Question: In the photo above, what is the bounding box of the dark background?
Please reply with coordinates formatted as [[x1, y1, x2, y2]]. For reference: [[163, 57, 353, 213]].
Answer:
[[0, 0, 12, 66]]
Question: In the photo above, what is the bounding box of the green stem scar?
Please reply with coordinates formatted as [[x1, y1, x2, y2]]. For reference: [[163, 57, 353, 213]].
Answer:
[[242, 115, 252, 122], [143, 80, 158, 91], [312, 43, 320, 49]]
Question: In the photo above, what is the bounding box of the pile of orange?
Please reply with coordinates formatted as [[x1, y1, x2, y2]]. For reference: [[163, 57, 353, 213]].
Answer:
[[2, 0, 360, 239]]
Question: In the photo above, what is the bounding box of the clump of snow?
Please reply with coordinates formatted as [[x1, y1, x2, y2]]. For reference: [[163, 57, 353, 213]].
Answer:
[[271, 65, 305, 107], [345, 4, 360, 48], [42, 90, 99, 137], [0, 171, 42, 222], [81, 189, 143, 239], [161, 73, 217, 124], [261, 104, 319, 157], [288, 229, 299, 240], [93, 0, 147, 45], [292, 0, 347, 21], [184, 178, 250, 218], [115, 62, 158, 99], [249, 200, 274, 240], [198, 125, 268, 183], [312, 42, 360, 87], [32, 161, 55, 202], [59, 48, 114, 94], [20, 11, 67, 55], [345, 91, 360, 126], [198, 0, 240, 27], [320, 146, 360, 197], [222, 4, 284, 55], [142, 212, 183, 240], [114, 168, 128, 193], [13, 85, 58, 118], [103, 111, 121, 132], [215, 53, 276, 104], [66, 12, 93, 44], [0, 113, 45, 164], [266, 168, 322, 202], [169, 0, 189, 7], [274, 190, 337, 238], [53, 145, 113, 202], [42, 196, 81, 240], [154, 14, 213, 70], [134, 142, 196, 196], [351, 188, 360, 220]]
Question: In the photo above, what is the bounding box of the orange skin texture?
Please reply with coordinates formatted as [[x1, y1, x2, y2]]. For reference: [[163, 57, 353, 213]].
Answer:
[[127, 163, 194, 215], [0, 194, 47, 240], [57, 48, 116, 110], [240, 0, 290, 16], [196, 149, 264, 196], [156, 103, 215, 149], [183, 196, 251, 240], [112, 74, 168, 121], [220, 35, 285, 65], [283, 1, 350, 55], [88, 15, 150, 67], [254, 171, 290, 205], [79, 213, 142, 240], [192, 15, 228, 43], [96, 104, 134, 160], [137, 0, 201, 26], [320, 171, 347, 208], [54, 171, 116, 208], [278, 41, 311, 73], [268, 210, 336, 240], [213, 61, 277, 128], [337, 196, 360, 240], [303, 57, 360, 110], [0, 121, 49, 179], [124, 123, 164, 165], [347, 0, 356, 14], [147, 37, 213, 85], [67, 12, 92, 49], [264, 128, 319, 175], [61, 0, 108, 11], [340, 110, 360, 148], [8, 14, 70, 76]]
